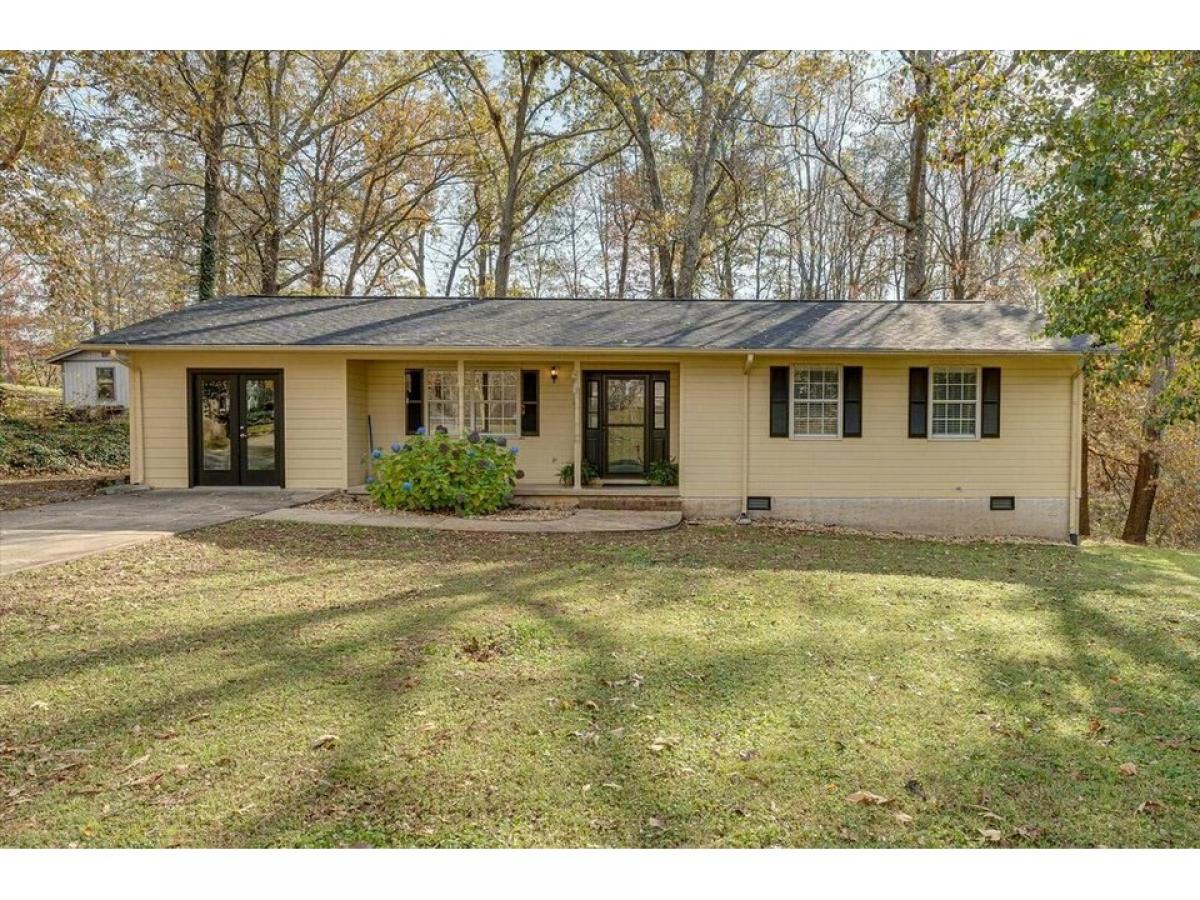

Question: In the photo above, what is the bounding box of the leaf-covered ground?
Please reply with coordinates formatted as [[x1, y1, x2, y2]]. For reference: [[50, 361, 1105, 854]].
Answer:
[[1, 522, 1197, 847]]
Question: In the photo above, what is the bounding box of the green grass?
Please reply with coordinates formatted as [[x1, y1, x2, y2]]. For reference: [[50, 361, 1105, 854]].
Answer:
[[1, 523, 1197, 847]]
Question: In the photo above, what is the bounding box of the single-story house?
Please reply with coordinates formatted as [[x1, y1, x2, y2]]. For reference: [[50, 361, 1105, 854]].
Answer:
[[77, 295, 1090, 541], [47, 348, 129, 408]]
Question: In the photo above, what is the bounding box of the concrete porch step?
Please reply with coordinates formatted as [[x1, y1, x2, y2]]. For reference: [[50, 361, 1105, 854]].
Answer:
[[575, 495, 682, 512]]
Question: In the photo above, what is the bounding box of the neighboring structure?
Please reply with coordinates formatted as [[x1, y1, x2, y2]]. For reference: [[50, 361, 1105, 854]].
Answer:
[[47, 348, 129, 408], [77, 296, 1090, 541]]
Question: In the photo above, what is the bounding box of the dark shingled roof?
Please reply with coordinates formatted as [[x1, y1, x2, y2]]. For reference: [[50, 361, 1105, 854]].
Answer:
[[84, 295, 1091, 354]]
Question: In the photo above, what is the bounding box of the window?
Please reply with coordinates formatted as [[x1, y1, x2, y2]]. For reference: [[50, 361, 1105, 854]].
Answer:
[[426, 369, 459, 434], [791, 366, 841, 438], [425, 369, 520, 437], [653, 380, 666, 430], [930, 367, 979, 438], [470, 369, 519, 436], [96, 366, 116, 402]]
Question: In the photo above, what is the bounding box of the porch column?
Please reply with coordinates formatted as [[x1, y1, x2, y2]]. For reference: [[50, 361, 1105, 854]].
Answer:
[[456, 358, 466, 435], [573, 360, 583, 490], [740, 353, 754, 520]]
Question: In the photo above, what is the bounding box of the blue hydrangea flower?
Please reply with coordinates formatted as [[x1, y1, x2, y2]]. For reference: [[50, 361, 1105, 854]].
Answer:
[[402, 481, 413, 492], [371, 448, 383, 459], [365, 475, 376, 484], [509, 446, 519, 455], [416, 426, 427, 435], [391, 441, 402, 452]]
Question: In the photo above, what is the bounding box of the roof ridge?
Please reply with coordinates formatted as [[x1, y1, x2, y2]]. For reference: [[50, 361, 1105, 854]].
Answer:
[[219, 294, 1004, 306]]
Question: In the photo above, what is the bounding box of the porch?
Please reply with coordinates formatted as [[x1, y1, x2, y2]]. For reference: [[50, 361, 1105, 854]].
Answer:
[[348, 356, 681, 494]]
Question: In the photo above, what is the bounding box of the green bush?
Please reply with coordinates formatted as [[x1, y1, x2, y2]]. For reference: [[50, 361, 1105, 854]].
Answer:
[[646, 458, 679, 486], [558, 460, 598, 486], [0, 411, 129, 476], [366, 429, 523, 516]]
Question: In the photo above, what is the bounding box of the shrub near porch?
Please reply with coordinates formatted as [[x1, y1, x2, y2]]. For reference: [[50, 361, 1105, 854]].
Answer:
[[366, 430, 523, 516], [1, 523, 1197, 848]]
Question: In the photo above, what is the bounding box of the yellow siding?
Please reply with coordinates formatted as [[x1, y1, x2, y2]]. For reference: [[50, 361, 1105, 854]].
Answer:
[[679, 354, 1077, 501], [129, 350, 348, 490]]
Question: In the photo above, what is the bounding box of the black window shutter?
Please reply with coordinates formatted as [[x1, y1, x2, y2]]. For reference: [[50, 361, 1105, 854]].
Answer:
[[981, 367, 1001, 438], [404, 369, 424, 435], [769, 366, 789, 437], [843, 366, 863, 437], [520, 369, 539, 436], [908, 367, 928, 438]]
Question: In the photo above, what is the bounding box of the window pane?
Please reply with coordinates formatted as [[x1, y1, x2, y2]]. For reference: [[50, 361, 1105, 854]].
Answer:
[[931, 368, 977, 436], [200, 377, 232, 471], [427, 369, 459, 434], [792, 366, 839, 436], [653, 381, 666, 430], [468, 370, 519, 436], [244, 378, 276, 471]]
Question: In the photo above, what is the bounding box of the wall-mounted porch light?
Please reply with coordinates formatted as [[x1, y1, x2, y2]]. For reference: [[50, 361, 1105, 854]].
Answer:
[[550, 365, 558, 384]]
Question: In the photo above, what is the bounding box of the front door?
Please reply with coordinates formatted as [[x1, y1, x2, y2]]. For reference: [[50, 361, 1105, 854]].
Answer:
[[583, 371, 669, 478], [190, 371, 284, 487]]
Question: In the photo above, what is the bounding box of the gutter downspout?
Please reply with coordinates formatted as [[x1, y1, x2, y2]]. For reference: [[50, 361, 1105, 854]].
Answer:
[[1068, 365, 1083, 544], [737, 353, 754, 524]]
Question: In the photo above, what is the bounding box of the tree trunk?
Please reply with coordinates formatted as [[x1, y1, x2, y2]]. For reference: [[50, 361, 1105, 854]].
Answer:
[[1079, 431, 1091, 538], [1121, 365, 1166, 544], [197, 50, 230, 303], [675, 52, 719, 300], [903, 51, 931, 300]]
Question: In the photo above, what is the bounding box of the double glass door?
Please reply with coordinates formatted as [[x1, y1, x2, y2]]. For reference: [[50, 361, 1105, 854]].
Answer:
[[191, 371, 283, 486]]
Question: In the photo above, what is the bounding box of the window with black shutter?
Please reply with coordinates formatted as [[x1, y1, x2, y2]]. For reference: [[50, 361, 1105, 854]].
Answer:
[[520, 369, 539, 436], [769, 366, 789, 437], [404, 369, 424, 434], [842, 366, 863, 437], [908, 367, 929, 438], [981, 367, 1001, 438]]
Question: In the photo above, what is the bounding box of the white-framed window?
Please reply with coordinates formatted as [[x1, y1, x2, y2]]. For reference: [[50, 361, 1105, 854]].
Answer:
[[425, 368, 520, 437], [930, 366, 980, 439], [791, 365, 841, 438], [469, 369, 519, 436], [426, 369, 460, 435]]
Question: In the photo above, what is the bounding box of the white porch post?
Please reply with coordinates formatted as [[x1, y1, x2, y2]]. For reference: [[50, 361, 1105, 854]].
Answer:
[[456, 358, 466, 435], [573, 361, 583, 490]]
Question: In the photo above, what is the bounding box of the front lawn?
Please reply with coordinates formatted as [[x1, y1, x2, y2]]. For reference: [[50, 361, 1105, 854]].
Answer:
[[1, 523, 1197, 847]]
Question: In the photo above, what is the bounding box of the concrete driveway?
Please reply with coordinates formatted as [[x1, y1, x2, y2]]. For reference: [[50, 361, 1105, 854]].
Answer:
[[0, 488, 327, 575]]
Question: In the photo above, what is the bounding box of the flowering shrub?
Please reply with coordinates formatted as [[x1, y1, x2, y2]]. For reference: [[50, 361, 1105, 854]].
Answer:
[[366, 429, 523, 516]]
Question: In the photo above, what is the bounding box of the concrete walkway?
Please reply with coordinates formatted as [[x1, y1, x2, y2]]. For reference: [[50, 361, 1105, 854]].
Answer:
[[1, 488, 327, 575], [255, 506, 682, 534]]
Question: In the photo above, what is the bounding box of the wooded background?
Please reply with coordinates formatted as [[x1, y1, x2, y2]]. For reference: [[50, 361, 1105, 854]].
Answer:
[[0, 50, 1196, 544]]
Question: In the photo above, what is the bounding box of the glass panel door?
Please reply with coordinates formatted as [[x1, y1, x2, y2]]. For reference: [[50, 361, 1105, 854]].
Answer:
[[604, 376, 646, 476], [197, 375, 237, 485], [239, 375, 279, 484]]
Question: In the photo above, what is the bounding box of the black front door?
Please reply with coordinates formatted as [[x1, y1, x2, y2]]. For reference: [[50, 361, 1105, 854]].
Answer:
[[583, 371, 668, 478], [190, 371, 284, 487]]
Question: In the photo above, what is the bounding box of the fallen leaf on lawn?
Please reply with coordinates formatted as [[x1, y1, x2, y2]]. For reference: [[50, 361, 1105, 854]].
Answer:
[[1087, 719, 1104, 734], [154, 729, 179, 741], [185, 712, 210, 723], [121, 772, 163, 789], [904, 779, 926, 800], [846, 790, 892, 806], [117, 754, 149, 774], [1014, 824, 1044, 840], [310, 734, 340, 750], [30, 700, 49, 711], [1137, 799, 1166, 815], [1154, 735, 1189, 749], [893, 812, 914, 825], [646, 816, 665, 829], [1107, 706, 1127, 715], [581, 783, 592, 793], [979, 828, 1003, 842], [837, 827, 856, 842], [648, 736, 679, 753], [1118, 762, 1138, 776], [583, 699, 600, 712], [601, 782, 621, 790], [609, 727, 625, 739], [739, 749, 759, 762], [980, 810, 1003, 821]]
